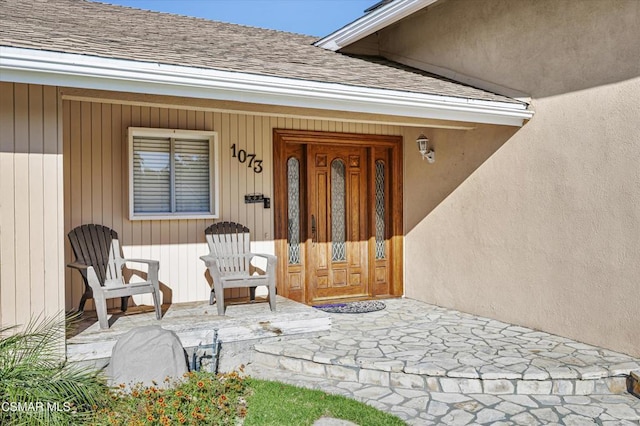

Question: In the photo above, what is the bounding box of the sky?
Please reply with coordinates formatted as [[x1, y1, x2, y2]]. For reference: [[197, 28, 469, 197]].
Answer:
[[100, 0, 376, 37]]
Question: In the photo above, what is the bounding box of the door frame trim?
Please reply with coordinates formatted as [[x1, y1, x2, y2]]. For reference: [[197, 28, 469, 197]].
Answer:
[[273, 129, 403, 303]]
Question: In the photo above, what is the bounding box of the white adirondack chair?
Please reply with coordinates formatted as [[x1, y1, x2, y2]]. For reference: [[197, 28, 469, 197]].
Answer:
[[67, 224, 162, 329], [200, 222, 277, 315]]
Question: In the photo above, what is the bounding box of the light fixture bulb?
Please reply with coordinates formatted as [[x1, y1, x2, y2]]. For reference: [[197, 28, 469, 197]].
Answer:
[[416, 134, 434, 163]]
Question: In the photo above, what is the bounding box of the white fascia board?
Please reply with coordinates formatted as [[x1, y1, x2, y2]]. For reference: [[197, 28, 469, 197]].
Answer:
[[315, 0, 438, 51], [0, 46, 533, 126]]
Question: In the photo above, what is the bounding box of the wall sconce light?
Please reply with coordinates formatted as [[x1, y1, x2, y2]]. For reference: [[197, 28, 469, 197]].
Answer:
[[416, 134, 435, 163]]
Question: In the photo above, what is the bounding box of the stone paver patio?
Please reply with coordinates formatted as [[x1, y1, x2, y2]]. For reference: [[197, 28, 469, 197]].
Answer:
[[246, 297, 640, 425], [67, 295, 640, 424]]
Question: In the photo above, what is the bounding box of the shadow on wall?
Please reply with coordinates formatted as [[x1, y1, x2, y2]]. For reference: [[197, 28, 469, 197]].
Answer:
[[403, 123, 519, 234], [379, 0, 640, 99], [479, 0, 640, 98]]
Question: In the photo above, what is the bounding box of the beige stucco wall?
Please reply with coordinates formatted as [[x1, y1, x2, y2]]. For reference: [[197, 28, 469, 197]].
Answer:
[[373, 0, 640, 356], [0, 82, 66, 329]]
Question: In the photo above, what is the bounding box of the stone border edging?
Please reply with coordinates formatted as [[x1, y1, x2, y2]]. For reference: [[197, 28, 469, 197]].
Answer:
[[253, 349, 634, 396]]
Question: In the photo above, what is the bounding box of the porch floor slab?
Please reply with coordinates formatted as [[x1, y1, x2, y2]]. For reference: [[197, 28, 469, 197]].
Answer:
[[67, 296, 330, 364]]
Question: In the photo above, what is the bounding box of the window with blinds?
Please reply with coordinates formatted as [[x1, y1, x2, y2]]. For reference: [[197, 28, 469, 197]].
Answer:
[[128, 128, 219, 220]]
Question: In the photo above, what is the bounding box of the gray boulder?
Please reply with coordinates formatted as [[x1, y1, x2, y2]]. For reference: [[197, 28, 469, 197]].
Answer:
[[107, 325, 188, 389]]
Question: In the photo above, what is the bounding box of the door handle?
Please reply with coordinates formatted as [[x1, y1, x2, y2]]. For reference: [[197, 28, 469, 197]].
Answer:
[[311, 214, 317, 245]]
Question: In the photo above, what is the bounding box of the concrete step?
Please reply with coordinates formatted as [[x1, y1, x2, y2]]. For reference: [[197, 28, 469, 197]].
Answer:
[[66, 296, 331, 371], [251, 345, 635, 396], [244, 364, 640, 425]]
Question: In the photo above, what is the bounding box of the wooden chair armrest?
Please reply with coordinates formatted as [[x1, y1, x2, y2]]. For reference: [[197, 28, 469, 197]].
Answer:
[[200, 255, 218, 265], [200, 255, 223, 282], [67, 261, 90, 271], [247, 253, 277, 269], [123, 258, 159, 284], [124, 258, 159, 273], [67, 262, 102, 291], [247, 252, 276, 262], [201, 254, 250, 266], [124, 258, 159, 268]]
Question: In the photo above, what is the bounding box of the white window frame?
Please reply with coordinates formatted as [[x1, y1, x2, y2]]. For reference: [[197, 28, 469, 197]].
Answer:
[[128, 127, 219, 220]]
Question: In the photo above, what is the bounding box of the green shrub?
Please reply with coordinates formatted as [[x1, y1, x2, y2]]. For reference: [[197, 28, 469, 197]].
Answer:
[[0, 315, 109, 426], [93, 370, 249, 425]]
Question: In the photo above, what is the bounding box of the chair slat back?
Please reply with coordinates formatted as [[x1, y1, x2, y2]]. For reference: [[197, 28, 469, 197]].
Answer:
[[205, 222, 251, 275], [68, 224, 124, 285]]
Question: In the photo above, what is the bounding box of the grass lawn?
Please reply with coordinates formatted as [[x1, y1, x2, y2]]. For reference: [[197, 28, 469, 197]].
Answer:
[[89, 372, 405, 425], [244, 378, 406, 426]]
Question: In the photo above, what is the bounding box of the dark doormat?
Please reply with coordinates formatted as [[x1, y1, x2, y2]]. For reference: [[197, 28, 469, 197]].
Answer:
[[313, 300, 386, 314]]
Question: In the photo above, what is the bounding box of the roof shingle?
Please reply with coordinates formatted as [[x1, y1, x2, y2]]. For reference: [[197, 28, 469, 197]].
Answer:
[[0, 0, 522, 104]]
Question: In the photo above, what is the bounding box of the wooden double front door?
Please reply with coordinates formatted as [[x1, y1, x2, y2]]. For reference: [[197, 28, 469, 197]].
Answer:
[[274, 130, 403, 305]]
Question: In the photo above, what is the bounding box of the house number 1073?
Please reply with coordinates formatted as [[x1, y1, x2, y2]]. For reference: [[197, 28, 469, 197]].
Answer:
[[231, 143, 263, 173]]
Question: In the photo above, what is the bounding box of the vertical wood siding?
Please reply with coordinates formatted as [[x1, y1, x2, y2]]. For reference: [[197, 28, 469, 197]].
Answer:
[[0, 82, 64, 328], [63, 99, 405, 309]]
